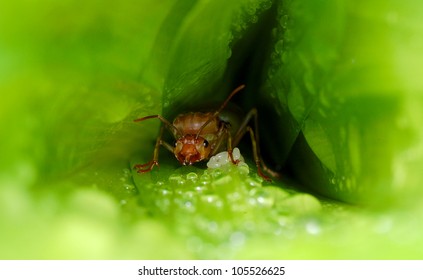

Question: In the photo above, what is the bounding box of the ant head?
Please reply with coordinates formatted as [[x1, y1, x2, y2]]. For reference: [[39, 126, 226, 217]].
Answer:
[[174, 135, 211, 166]]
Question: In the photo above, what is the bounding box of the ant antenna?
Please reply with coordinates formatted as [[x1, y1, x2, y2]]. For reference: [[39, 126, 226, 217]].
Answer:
[[195, 84, 245, 139], [134, 115, 182, 138]]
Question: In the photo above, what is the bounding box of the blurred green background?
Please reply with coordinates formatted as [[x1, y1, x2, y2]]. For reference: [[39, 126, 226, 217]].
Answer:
[[1, 0, 423, 259]]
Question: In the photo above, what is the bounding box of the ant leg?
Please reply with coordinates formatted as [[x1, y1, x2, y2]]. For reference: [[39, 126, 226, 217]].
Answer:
[[234, 108, 280, 181], [196, 85, 245, 139], [244, 126, 272, 182], [225, 128, 240, 165], [211, 122, 239, 164], [134, 126, 173, 173], [134, 114, 181, 139]]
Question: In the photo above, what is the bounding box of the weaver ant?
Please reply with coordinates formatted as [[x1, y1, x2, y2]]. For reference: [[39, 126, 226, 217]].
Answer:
[[134, 85, 279, 181]]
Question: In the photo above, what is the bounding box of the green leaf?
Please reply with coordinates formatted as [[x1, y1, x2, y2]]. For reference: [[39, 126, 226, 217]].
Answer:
[[2, 0, 423, 259]]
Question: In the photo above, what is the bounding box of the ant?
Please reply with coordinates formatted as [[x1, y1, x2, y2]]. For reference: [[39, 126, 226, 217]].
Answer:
[[133, 85, 279, 181]]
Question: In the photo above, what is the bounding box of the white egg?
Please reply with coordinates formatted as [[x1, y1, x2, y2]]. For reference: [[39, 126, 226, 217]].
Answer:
[[207, 147, 245, 169]]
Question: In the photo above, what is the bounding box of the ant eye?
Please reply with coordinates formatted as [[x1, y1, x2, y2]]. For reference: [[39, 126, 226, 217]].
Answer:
[[203, 140, 209, 148], [174, 141, 178, 147]]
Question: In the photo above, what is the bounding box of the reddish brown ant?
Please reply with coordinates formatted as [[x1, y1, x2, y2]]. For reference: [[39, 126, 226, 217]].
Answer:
[[133, 85, 279, 181]]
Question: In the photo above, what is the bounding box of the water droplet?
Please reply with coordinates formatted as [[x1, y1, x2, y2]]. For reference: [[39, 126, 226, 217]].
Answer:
[[155, 198, 171, 213], [243, 221, 256, 232], [212, 175, 231, 186], [274, 228, 283, 236], [210, 168, 223, 178], [202, 194, 217, 203], [169, 174, 182, 182], [183, 191, 195, 200], [194, 185, 207, 193], [248, 197, 257, 206], [261, 0, 272, 10], [281, 51, 289, 63], [124, 184, 135, 191], [282, 194, 322, 214], [201, 194, 223, 209], [231, 202, 248, 213], [187, 236, 203, 253], [208, 221, 218, 232], [246, 7, 256, 15], [226, 48, 232, 59], [158, 188, 172, 197], [186, 172, 198, 182], [200, 173, 211, 182], [275, 39, 284, 54], [174, 188, 184, 195], [230, 231, 246, 247], [169, 174, 185, 185], [256, 191, 274, 207], [227, 192, 242, 203], [246, 178, 262, 188], [280, 14, 289, 28], [305, 219, 321, 235], [277, 216, 288, 227], [122, 168, 130, 175], [237, 162, 249, 175], [264, 186, 290, 202], [182, 200, 195, 212]]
